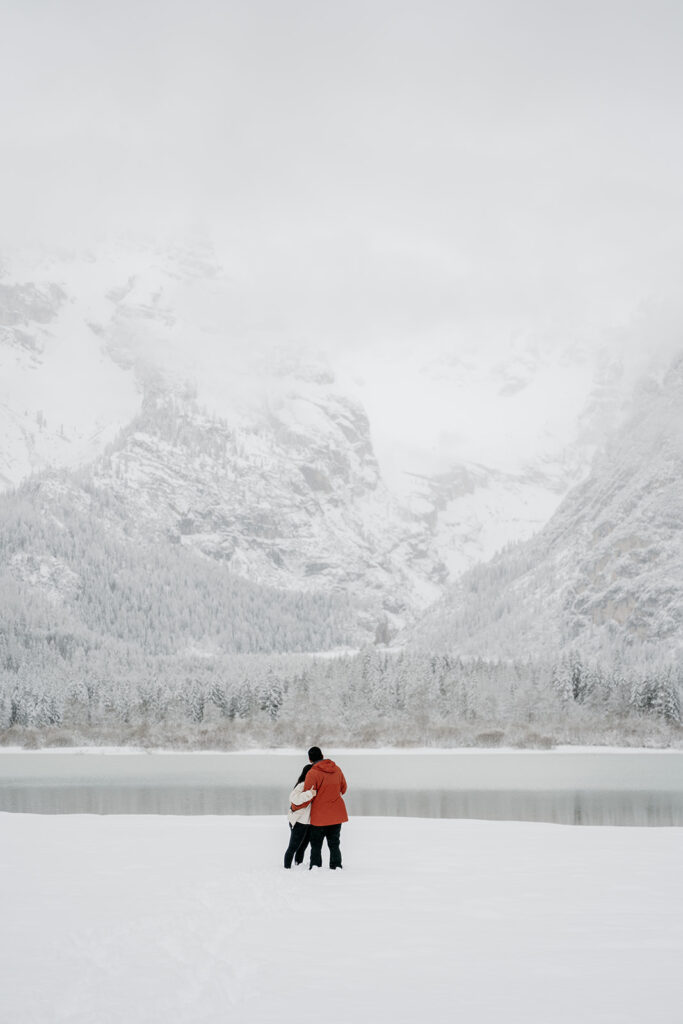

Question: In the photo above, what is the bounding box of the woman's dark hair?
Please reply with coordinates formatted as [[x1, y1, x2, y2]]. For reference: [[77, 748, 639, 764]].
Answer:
[[296, 763, 312, 787]]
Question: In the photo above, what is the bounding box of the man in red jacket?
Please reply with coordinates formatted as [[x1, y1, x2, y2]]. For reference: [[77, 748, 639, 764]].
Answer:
[[303, 746, 348, 870]]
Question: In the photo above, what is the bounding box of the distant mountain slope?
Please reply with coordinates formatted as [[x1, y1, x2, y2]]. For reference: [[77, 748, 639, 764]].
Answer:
[[410, 355, 683, 661], [1, 239, 675, 634], [85, 388, 447, 629], [0, 471, 357, 658]]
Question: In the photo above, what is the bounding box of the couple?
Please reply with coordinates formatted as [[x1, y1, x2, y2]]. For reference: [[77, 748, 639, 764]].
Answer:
[[284, 746, 348, 870]]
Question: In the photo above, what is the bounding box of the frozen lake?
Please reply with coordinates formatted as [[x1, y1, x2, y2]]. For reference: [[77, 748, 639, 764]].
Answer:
[[2, 749, 683, 824]]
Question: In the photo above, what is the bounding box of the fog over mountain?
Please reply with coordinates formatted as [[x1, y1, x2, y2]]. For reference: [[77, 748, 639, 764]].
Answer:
[[1, 1, 682, 746], [3, 1, 683, 340]]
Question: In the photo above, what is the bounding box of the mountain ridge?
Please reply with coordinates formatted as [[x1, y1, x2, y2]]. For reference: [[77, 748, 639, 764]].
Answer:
[[409, 354, 683, 661], [1, 240, 677, 639]]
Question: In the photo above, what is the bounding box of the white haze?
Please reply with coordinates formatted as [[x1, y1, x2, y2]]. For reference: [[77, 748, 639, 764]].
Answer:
[[1, 0, 683, 475]]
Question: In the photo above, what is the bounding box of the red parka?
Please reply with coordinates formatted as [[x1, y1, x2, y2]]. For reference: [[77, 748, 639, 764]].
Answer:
[[299, 759, 348, 826]]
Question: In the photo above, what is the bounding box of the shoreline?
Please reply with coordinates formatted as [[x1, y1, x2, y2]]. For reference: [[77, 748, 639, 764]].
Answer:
[[1, 744, 682, 756]]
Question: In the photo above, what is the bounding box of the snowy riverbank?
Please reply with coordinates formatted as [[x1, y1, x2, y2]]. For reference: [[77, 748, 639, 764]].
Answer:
[[3, 814, 682, 1023], [3, 744, 683, 754]]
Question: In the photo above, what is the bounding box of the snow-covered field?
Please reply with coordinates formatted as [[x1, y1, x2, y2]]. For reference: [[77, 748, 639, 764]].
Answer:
[[3, 814, 682, 1023]]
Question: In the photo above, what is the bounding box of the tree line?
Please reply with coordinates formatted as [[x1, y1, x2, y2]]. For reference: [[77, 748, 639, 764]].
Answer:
[[1, 642, 680, 749]]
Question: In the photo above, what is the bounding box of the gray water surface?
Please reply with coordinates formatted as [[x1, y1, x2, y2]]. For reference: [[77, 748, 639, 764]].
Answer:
[[2, 750, 682, 825]]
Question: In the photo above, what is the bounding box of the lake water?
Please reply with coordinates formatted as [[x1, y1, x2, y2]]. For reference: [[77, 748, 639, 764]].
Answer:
[[1, 750, 682, 825]]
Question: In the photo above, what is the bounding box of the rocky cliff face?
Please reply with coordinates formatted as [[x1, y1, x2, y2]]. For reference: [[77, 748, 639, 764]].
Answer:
[[0, 241, 668, 644], [84, 386, 446, 633], [411, 355, 683, 660]]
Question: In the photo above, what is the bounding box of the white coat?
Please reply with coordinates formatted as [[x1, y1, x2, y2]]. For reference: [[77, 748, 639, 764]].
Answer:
[[287, 781, 317, 826]]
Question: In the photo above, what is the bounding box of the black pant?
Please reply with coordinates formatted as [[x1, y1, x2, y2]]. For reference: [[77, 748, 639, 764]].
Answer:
[[309, 823, 342, 869], [284, 822, 310, 868]]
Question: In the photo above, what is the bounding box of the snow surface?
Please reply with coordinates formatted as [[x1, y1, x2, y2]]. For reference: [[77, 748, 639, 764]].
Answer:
[[3, 813, 682, 1023]]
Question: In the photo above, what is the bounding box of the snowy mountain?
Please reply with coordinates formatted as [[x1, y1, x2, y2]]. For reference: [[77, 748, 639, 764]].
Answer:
[[0, 240, 673, 642], [0, 470, 357, 658], [410, 354, 683, 661], [0, 255, 140, 489], [357, 340, 655, 580], [87, 387, 448, 631]]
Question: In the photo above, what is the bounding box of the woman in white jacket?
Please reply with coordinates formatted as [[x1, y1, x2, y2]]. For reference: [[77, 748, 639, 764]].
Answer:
[[284, 764, 317, 868]]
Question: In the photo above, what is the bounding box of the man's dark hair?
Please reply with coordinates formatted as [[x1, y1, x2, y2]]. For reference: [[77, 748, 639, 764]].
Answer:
[[308, 746, 323, 763]]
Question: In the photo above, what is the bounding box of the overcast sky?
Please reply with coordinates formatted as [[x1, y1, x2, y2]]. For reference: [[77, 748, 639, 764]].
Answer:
[[2, 0, 683, 357]]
